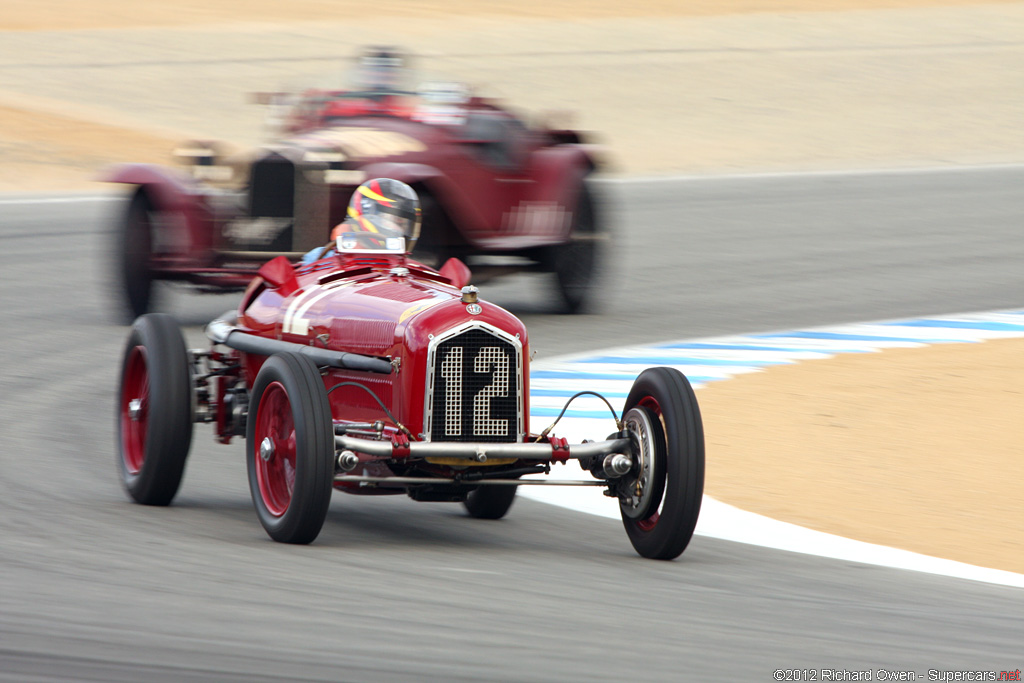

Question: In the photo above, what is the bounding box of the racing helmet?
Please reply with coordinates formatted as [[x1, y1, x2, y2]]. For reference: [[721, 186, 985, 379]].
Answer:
[[338, 178, 421, 254]]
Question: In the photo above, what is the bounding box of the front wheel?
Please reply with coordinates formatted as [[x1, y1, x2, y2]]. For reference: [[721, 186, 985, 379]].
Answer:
[[463, 483, 518, 520], [247, 352, 334, 544], [116, 313, 194, 505], [618, 367, 704, 560]]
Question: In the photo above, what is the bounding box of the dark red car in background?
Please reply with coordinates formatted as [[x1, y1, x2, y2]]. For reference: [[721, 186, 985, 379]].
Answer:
[[105, 53, 605, 318]]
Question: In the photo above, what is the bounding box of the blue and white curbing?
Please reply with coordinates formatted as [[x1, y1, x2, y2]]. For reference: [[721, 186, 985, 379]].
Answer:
[[521, 309, 1024, 588]]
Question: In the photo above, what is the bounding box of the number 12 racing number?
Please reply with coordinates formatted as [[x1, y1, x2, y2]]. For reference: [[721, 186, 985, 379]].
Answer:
[[436, 344, 514, 440]]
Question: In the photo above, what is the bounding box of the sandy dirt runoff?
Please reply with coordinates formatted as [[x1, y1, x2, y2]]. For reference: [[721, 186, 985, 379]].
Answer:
[[700, 337, 1024, 575], [3, 1, 1024, 187], [1, 1, 1022, 574], [5, 0, 1021, 30]]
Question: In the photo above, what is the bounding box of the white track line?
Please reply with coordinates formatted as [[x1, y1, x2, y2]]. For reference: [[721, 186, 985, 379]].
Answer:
[[599, 161, 1024, 185], [0, 195, 118, 205], [522, 308, 1024, 588]]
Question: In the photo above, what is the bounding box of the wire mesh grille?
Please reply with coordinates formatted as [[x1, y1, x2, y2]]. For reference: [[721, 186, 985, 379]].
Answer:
[[430, 328, 519, 443]]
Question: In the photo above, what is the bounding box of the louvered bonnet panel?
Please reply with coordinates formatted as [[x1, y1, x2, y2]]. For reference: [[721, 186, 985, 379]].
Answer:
[[328, 318, 397, 356]]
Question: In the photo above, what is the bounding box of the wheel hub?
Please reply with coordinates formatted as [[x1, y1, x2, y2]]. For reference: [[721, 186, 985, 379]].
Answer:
[[619, 407, 657, 520], [259, 436, 276, 462], [128, 398, 144, 421]]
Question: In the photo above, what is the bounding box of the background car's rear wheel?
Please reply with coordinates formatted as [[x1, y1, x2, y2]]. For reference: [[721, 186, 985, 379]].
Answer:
[[463, 483, 518, 519], [545, 181, 603, 314], [119, 190, 155, 321], [116, 313, 194, 505], [247, 352, 334, 544], [618, 367, 704, 560], [409, 189, 462, 269]]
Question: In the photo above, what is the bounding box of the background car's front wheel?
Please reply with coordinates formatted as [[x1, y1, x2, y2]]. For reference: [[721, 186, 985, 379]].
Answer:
[[116, 313, 194, 505], [118, 190, 156, 321], [618, 367, 704, 560], [247, 352, 334, 544]]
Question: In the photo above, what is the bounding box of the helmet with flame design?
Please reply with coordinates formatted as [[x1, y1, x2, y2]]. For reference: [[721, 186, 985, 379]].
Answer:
[[335, 178, 421, 254]]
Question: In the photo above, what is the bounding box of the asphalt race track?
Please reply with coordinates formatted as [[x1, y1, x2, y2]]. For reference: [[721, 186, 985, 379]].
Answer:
[[2, 167, 1023, 681]]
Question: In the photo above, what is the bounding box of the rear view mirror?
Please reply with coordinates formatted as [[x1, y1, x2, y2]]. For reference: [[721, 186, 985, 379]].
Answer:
[[257, 255, 299, 297], [439, 257, 472, 290]]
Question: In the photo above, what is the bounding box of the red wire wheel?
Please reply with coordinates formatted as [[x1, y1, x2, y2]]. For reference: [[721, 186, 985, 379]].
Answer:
[[246, 352, 334, 544], [120, 345, 149, 476], [619, 367, 705, 560], [115, 314, 193, 506], [252, 381, 298, 517]]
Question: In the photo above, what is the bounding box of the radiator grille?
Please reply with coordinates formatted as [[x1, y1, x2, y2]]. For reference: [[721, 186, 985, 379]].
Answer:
[[428, 327, 520, 443], [240, 154, 295, 252]]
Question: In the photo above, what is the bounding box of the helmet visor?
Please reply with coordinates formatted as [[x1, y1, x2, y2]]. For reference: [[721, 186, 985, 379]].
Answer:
[[335, 231, 406, 254]]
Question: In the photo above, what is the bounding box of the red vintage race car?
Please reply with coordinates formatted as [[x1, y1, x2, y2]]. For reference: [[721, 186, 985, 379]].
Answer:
[[106, 50, 604, 319], [115, 208, 703, 559]]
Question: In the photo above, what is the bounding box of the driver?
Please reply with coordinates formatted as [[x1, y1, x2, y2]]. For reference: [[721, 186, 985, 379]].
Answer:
[[301, 178, 421, 263], [353, 46, 409, 93], [315, 46, 414, 122]]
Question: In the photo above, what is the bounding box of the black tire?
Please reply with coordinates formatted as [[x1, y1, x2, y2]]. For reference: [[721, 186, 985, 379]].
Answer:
[[247, 352, 334, 544], [619, 367, 704, 560], [545, 182, 603, 314], [409, 190, 462, 269], [116, 313, 194, 506], [119, 191, 156, 321], [463, 483, 518, 520]]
